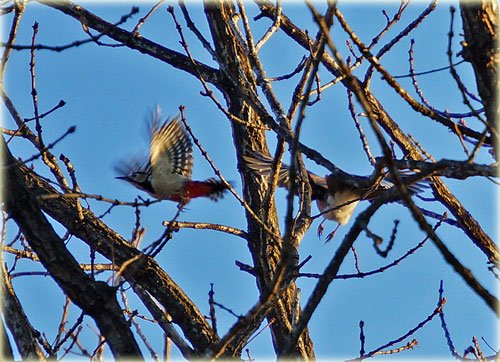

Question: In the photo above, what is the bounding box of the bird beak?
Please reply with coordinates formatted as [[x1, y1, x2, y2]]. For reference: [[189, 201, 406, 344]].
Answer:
[[115, 176, 129, 181]]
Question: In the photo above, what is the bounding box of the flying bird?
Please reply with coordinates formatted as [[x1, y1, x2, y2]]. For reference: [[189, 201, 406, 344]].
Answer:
[[116, 108, 229, 204], [243, 152, 426, 241]]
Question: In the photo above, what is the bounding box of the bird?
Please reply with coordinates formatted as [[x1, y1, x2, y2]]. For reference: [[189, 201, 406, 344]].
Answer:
[[115, 108, 229, 204], [243, 152, 426, 242]]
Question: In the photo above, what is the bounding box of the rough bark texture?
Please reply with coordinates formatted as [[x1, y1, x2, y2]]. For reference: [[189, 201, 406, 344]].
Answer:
[[4, 152, 218, 356], [1, 263, 45, 360], [257, 0, 499, 266], [2, 0, 497, 359], [203, 2, 314, 358], [3, 141, 144, 359], [460, 0, 499, 153]]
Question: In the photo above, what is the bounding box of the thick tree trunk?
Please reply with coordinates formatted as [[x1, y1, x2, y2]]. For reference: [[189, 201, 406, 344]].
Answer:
[[204, 2, 315, 359], [460, 0, 499, 155], [1, 263, 44, 360], [3, 140, 144, 359]]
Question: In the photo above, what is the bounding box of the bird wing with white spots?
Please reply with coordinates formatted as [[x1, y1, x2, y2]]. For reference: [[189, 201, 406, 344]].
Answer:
[[149, 109, 193, 179]]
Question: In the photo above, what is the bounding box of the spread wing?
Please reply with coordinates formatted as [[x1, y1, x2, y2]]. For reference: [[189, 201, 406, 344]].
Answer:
[[243, 152, 291, 188], [149, 108, 193, 179], [243, 151, 328, 200]]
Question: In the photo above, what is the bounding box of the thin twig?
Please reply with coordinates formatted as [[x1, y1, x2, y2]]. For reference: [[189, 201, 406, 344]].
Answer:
[[178, 106, 280, 240], [178, 1, 218, 62], [0, 0, 25, 79], [208, 283, 218, 334], [167, 6, 262, 129], [361, 298, 446, 359], [255, 0, 282, 51], [347, 89, 376, 165], [0, 7, 139, 52], [21, 126, 76, 165], [132, 0, 165, 35]]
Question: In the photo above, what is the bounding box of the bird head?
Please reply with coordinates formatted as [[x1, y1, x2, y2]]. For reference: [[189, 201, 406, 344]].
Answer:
[[116, 170, 149, 185], [114, 156, 155, 195]]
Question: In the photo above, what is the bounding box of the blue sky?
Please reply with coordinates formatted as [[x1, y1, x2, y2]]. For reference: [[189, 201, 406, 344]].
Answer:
[[2, 1, 497, 360]]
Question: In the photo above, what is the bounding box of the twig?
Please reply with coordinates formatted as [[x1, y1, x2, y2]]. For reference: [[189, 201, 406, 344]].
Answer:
[[438, 280, 462, 359], [0, 0, 24, 79], [234, 260, 255, 276], [132, 284, 195, 359], [144, 205, 184, 257], [24, 99, 66, 122], [167, 5, 262, 129], [132, 0, 165, 35], [59, 153, 84, 220], [162, 221, 247, 239], [299, 215, 434, 280], [208, 283, 218, 334], [369, 2, 410, 49], [408, 134, 436, 161], [178, 106, 280, 240], [255, 0, 281, 51], [20, 126, 76, 165], [0, 7, 139, 52], [335, 6, 488, 145], [53, 311, 85, 354], [447, 6, 489, 127], [243, 318, 275, 347], [350, 246, 361, 274], [347, 89, 376, 165], [361, 298, 446, 359], [358, 320, 365, 357], [372, 339, 418, 356], [178, 1, 218, 62], [364, 0, 438, 85], [371, 220, 399, 258], [121, 291, 159, 361], [285, 197, 385, 352], [467, 129, 489, 163], [266, 56, 306, 82], [211, 300, 242, 320], [394, 59, 466, 78], [333, 5, 500, 304], [408, 39, 482, 122], [37, 189, 161, 208]]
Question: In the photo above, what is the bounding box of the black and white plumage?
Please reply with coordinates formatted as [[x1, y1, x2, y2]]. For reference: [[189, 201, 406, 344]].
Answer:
[[243, 152, 426, 241], [116, 108, 228, 203]]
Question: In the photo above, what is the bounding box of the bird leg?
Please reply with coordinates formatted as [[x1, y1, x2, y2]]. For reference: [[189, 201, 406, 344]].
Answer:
[[177, 197, 190, 212], [317, 219, 326, 239], [325, 223, 341, 243]]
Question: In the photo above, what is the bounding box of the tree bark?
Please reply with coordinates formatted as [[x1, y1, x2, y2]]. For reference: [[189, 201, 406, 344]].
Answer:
[[3, 140, 144, 360], [204, 2, 315, 358], [460, 0, 499, 154], [1, 263, 45, 360], [3, 149, 219, 356]]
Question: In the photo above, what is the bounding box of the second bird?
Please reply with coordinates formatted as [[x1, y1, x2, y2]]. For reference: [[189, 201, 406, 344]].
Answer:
[[244, 152, 426, 241]]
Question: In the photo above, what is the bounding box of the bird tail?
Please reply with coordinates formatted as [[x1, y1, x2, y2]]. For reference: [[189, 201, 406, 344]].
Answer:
[[185, 178, 230, 201], [381, 169, 430, 195]]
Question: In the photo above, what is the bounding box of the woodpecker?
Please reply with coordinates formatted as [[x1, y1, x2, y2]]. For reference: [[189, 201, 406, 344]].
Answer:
[[243, 152, 426, 241], [116, 109, 229, 204]]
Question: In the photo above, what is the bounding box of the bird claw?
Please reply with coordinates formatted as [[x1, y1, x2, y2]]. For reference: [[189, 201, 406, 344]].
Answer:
[[324, 224, 341, 244], [177, 199, 188, 211], [317, 223, 324, 239], [325, 230, 336, 243]]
